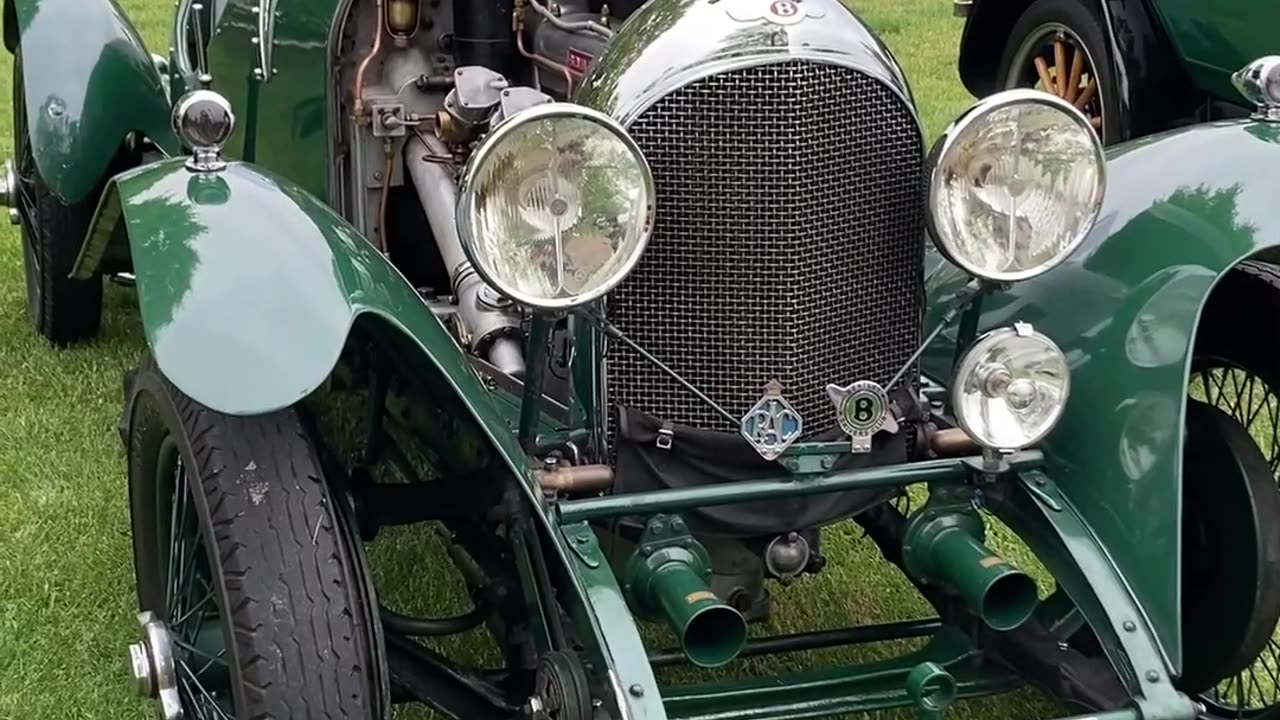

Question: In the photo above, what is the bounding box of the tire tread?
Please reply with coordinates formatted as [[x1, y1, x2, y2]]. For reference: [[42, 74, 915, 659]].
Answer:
[[157, 372, 374, 720], [13, 50, 103, 345]]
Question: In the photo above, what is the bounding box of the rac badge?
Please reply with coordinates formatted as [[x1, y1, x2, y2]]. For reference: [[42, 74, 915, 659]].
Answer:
[[826, 380, 898, 454], [741, 380, 803, 461]]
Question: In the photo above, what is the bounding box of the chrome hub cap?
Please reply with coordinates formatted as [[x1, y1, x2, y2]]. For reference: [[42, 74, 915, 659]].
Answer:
[[129, 610, 183, 720], [0, 159, 19, 225]]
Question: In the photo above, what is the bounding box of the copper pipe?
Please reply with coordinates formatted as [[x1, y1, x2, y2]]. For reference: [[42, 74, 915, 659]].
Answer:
[[930, 428, 978, 457], [535, 464, 614, 494], [353, 0, 386, 122], [528, 0, 612, 39], [515, 10, 574, 94]]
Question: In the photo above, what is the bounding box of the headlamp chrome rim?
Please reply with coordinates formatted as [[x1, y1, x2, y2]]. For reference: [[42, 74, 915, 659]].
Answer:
[[455, 102, 657, 310], [950, 323, 1071, 452], [926, 88, 1106, 283]]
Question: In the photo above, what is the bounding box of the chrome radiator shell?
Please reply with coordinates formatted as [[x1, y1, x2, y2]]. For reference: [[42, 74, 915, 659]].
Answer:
[[574, 0, 920, 129], [576, 0, 926, 436]]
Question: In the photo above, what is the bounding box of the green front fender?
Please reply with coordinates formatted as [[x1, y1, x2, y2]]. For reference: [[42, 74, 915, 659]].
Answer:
[[923, 120, 1280, 673], [80, 159, 510, 426], [7, 0, 179, 204], [86, 158, 660, 714]]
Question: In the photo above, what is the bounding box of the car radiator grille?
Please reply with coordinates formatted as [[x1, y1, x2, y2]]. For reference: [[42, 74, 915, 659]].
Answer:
[[606, 60, 925, 434]]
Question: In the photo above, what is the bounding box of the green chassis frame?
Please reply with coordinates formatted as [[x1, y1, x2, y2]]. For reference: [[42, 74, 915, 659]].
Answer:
[[399, 293, 1198, 717], [290, 289, 1200, 720], [549, 457, 1181, 720], [320, 319, 1196, 720]]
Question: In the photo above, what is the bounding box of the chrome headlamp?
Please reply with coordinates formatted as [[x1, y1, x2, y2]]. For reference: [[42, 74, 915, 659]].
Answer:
[[928, 90, 1105, 283], [456, 103, 656, 310], [952, 323, 1070, 452]]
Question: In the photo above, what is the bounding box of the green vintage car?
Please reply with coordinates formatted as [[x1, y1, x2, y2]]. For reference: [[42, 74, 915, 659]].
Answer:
[[955, 0, 1279, 144], [7, 0, 1280, 718]]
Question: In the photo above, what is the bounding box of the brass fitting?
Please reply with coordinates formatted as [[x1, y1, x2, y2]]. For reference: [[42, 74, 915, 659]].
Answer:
[[534, 464, 614, 495], [386, 0, 421, 39], [930, 427, 978, 457]]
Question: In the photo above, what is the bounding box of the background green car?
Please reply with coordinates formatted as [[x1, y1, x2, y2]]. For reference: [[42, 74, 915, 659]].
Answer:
[[5, 0, 1280, 719], [956, 0, 1279, 143]]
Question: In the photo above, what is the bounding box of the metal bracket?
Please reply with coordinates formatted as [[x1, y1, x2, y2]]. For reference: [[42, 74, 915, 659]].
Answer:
[[372, 103, 408, 137], [1018, 472, 1063, 512], [1011, 471, 1198, 720], [560, 522, 602, 569], [656, 421, 674, 450], [252, 0, 279, 81]]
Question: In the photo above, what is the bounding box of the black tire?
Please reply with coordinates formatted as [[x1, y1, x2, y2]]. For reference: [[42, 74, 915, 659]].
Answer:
[[126, 358, 386, 719], [998, 0, 1125, 144], [1179, 261, 1280, 717], [13, 50, 103, 345]]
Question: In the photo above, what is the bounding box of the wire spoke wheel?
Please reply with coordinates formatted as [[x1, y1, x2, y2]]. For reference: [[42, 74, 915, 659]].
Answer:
[[126, 359, 384, 720], [1187, 363, 1280, 717], [1006, 23, 1106, 136], [155, 439, 234, 719]]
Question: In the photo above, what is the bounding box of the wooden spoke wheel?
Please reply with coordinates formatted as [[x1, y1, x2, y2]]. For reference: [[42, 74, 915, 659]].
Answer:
[[1000, 0, 1120, 143], [1007, 25, 1104, 132], [1180, 263, 1280, 718]]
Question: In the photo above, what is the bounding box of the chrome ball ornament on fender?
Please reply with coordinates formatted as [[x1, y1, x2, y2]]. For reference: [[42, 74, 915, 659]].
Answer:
[[171, 90, 236, 173], [1233, 56, 1280, 121]]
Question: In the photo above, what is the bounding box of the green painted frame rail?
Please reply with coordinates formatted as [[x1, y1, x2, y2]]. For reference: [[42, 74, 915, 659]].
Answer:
[[658, 628, 1022, 720], [554, 451, 1045, 523]]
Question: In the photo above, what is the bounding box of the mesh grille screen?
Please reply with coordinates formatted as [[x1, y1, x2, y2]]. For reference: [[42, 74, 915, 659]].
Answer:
[[607, 60, 925, 433]]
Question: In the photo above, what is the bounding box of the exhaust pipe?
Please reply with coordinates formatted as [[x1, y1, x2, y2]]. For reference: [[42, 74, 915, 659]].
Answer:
[[902, 511, 1037, 632], [404, 136, 525, 377], [623, 516, 747, 668]]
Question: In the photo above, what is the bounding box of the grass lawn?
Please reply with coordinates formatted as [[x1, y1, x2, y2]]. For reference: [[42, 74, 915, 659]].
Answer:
[[0, 1, 1061, 718]]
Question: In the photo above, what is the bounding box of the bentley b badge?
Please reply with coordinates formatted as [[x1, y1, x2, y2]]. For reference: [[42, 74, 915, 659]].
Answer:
[[741, 380, 804, 461], [827, 380, 897, 454]]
